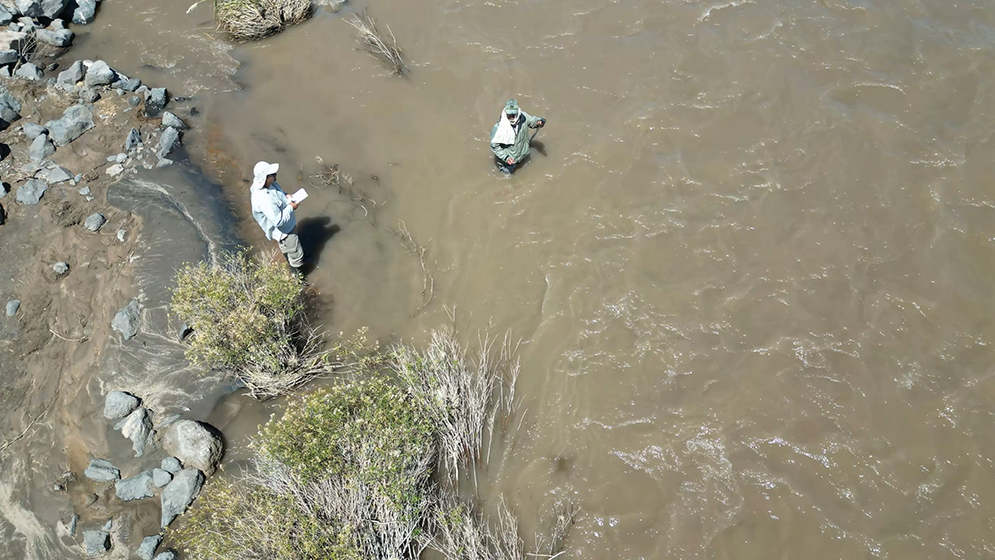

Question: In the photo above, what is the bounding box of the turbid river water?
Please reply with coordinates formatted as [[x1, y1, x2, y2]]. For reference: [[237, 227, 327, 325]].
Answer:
[[24, 0, 995, 557]]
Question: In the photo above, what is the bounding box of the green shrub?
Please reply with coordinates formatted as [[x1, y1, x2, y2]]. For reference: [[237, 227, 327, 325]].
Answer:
[[174, 479, 361, 560], [260, 377, 435, 510], [171, 249, 304, 375]]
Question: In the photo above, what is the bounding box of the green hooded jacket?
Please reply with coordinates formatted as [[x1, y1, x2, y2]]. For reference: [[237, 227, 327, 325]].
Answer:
[[490, 101, 543, 164]]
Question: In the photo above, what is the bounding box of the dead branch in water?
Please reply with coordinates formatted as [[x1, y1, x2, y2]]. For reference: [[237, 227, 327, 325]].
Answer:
[[310, 156, 385, 226], [394, 220, 434, 315], [346, 9, 407, 76], [0, 412, 46, 456]]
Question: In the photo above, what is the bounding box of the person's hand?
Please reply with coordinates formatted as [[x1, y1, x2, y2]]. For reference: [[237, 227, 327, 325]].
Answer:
[[290, 201, 299, 210], [538, 118, 546, 128], [506, 156, 515, 165]]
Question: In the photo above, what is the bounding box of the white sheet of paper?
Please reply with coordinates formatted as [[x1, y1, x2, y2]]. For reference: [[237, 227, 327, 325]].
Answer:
[[289, 188, 308, 204]]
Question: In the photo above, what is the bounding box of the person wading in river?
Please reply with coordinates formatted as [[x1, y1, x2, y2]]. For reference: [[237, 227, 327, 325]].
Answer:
[[250, 161, 305, 275], [490, 99, 545, 174]]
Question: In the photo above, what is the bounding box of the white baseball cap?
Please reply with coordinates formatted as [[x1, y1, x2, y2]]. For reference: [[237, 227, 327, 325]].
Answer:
[[251, 161, 279, 188]]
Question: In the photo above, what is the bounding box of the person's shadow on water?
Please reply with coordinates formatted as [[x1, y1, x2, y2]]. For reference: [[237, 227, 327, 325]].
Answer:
[[297, 216, 340, 274], [531, 140, 547, 157]]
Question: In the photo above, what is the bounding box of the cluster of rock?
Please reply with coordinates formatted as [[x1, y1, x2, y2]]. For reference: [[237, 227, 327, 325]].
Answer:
[[70, 390, 225, 558], [0, 0, 96, 79]]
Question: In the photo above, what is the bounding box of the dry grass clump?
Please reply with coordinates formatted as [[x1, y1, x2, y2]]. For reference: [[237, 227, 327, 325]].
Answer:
[[214, 0, 313, 41], [346, 9, 407, 76]]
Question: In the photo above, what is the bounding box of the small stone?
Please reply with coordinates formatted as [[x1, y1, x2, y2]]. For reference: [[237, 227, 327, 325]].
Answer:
[[82, 528, 110, 557], [22, 122, 45, 140], [16, 179, 47, 204], [160, 457, 181, 474], [115, 152, 127, 164], [127, 96, 140, 107], [144, 87, 167, 117], [116, 229, 126, 242], [83, 458, 120, 482], [29, 133, 55, 163], [16, 16, 34, 31], [86, 195, 94, 202], [67, 514, 79, 536], [160, 111, 186, 130], [84, 60, 115, 88], [155, 158, 172, 168], [152, 468, 172, 488], [115, 470, 154, 501], [42, 166, 73, 184], [102, 519, 112, 531], [53, 261, 69, 276], [57, 60, 83, 85], [84, 213, 106, 232], [124, 127, 142, 151], [45, 62, 57, 72], [13, 62, 42, 80], [178, 323, 193, 341], [5, 299, 19, 316], [112, 299, 140, 339], [74, 173, 83, 182], [102, 391, 139, 419], [106, 164, 123, 176], [78, 186, 91, 196], [135, 85, 148, 95], [78, 88, 100, 103], [152, 551, 178, 560], [137, 535, 162, 560]]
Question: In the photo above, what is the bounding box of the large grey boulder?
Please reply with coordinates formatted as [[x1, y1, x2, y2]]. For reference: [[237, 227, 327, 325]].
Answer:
[[157, 127, 179, 160], [111, 299, 140, 339], [84, 212, 106, 232], [22, 122, 44, 140], [15, 0, 69, 18], [144, 87, 166, 117], [137, 535, 162, 560], [57, 60, 83, 85], [53, 261, 69, 277], [116, 406, 153, 457], [160, 456, 181, 474], [84, 60, 114, 88], [13, 61, 41, 80], [152, 468, 172, 488], [5, 299, 19, 316], [160, 468, 203, 527], [0, 49, 16, 65], [15, 178, 46, 204], [115, 470, 154, 501], [45, 105, 94, 146], [82, 528, 110, 557], [72, 0, 95, 24], [160, 111, 186, 130], [35, 27, 72, 47], [161, 420, 224, 475], [29, 133, 54, 162], [83, 458, 120, 482], [102, 391, 139, 420], [0, 85, 20, 125]]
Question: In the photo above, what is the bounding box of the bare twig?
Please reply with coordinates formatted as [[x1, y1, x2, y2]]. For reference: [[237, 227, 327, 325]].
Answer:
[[394, 220, 435, 315], [0, 412, 46, 455], [346, 9, 407, 76]]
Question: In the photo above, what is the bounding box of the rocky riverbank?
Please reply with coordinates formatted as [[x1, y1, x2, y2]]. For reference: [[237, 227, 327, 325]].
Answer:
[[0, 3, 242, 557]]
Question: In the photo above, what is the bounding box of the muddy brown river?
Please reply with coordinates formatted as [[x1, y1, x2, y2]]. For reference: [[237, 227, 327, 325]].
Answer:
[[8, 0, 995, 558]]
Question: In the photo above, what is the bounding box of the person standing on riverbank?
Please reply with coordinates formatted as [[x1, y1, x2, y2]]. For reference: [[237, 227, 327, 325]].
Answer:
[[250, 161, 305, 275], [490, 99, 545, 174]]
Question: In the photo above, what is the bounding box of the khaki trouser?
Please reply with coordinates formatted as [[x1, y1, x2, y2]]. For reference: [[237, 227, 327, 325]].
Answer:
[[278, 231, 304, 268]]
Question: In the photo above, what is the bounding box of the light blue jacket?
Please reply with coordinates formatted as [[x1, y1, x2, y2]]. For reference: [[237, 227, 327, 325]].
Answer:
[[250, 182, 296, 241]]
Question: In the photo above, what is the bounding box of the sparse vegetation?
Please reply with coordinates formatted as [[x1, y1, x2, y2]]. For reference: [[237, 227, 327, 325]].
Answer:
[[214, 0, 313, 41], [346, 10, 407, 76]]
